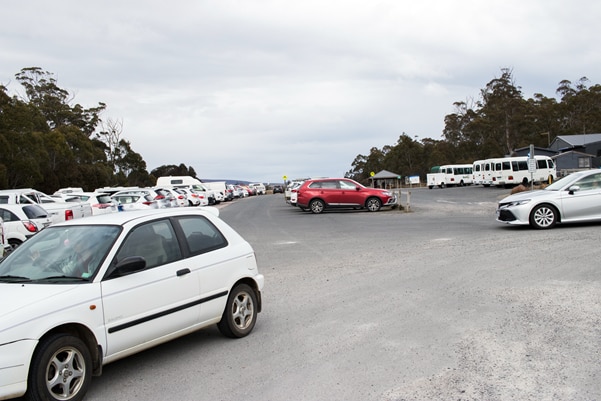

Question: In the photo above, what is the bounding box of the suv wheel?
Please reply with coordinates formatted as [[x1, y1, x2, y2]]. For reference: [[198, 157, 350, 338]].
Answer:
[[309, 199, 325, 214], [366, 197, 382, 212]]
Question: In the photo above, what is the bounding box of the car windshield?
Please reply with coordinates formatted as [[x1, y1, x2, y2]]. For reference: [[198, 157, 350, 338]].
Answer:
[[0, 225, 121, 282]]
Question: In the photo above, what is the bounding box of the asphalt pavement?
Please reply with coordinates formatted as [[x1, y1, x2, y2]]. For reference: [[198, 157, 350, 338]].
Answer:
[[78, 186, 601, 401]]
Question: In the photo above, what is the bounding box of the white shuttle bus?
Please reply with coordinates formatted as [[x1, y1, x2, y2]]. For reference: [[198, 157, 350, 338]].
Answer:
[[472, 160, 493, 186], [427, 164, 473, 189], [488, 155, 556, 187]]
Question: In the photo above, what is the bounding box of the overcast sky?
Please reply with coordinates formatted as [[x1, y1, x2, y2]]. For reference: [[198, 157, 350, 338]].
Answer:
[[2, 0, 599, 183]]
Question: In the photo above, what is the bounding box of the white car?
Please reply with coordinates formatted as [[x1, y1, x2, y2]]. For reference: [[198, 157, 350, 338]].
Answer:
[[0, 208, 264, 401], [496, 169, 601, 229], [111, 190, 160, 211], [249, 183, 266, 195], [61, 192, 119, 215], [175, 187, 207, 206], [0, 204, 52, 250]]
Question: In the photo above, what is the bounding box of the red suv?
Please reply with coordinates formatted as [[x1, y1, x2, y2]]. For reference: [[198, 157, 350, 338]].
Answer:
[[295, 178, 397, 214]]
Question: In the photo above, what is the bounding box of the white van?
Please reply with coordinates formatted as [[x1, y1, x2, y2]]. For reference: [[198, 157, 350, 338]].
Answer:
[[156, 176, 219, 204]]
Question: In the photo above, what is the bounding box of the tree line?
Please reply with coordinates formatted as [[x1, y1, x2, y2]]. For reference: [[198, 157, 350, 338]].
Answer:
[[345, 68, 601, 184], [0, 67, 200, 194], [2, 67, 600, 193]]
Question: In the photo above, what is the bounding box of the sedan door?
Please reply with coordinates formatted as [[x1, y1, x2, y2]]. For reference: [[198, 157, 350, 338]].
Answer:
[[100, 219, 201, 358], [559, 172, 601, 221]]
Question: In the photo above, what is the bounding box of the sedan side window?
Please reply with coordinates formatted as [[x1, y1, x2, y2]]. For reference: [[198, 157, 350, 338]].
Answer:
[[177, 216, 227, 255], [576, 173, 601, 190], [115, 220, 181, 270]]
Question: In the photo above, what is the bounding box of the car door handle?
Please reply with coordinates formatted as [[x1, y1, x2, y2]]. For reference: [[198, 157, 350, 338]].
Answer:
[[177, 268, 191, 276]]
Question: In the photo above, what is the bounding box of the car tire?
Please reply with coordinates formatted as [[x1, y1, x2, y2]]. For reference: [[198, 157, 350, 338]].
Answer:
[[27, 334, 92, 401], [309, 199, 325, 214], [366, 197, 382, 212], [529, 204, 557, 229], [8, 239, 22, 251], [218, 283, 258, 338]]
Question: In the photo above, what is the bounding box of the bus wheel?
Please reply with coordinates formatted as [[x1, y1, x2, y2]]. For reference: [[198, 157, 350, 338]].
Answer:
[[522, 177, 529, 186], [440, 182, 445, 188]]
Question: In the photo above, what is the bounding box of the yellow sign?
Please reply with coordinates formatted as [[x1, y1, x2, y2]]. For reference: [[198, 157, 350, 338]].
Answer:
[[283, 175, 287, 180], [370, 171, 375, 177]]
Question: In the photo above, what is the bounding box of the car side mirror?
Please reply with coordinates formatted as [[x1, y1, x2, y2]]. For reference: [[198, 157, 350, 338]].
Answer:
[[568, 185, 580, 195], [107, 256, 146, 278], [355, 186, 361, 191]]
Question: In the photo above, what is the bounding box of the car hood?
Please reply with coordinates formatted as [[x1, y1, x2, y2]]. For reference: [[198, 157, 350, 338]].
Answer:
[[500, 189, 557, 203], [0, 284, 82, 321]]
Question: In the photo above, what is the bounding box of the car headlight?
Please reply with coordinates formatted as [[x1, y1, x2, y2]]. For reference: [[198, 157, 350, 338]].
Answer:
[[501, 199, 531, 208]]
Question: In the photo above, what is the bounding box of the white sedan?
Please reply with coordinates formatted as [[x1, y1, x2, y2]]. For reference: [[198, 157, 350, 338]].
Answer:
[[496, 169, 601, 229], [0, 208, 264, 401]]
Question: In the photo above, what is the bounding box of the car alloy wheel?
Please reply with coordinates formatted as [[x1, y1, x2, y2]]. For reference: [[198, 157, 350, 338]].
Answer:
[[28, 334, 92, 401], [218, 284, 258, 338], [366, 197, 382, 212], [310, 199, 325, 214], [530, 204, 557, 229]]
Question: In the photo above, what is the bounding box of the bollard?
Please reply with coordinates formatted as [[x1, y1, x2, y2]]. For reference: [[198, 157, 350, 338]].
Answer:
[[406, 191, 411, 212]]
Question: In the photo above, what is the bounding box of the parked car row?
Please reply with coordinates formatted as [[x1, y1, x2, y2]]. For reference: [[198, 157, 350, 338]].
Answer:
[[0, 182, 273, 254]]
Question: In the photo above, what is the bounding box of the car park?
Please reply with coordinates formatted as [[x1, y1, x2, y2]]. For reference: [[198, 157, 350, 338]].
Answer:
[[0, 189, 92, 223], [0, 204, 52, 250], [496, 169, 601, 229], [0, 207, 264, 401], [295, 178, 398, 214]]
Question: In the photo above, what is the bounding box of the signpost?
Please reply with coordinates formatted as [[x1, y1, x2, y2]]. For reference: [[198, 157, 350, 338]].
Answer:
[[528, 144, 536, 190]]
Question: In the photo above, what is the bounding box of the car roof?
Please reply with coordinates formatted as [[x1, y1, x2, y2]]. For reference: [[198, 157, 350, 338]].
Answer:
[[51, 207, 220, 227]]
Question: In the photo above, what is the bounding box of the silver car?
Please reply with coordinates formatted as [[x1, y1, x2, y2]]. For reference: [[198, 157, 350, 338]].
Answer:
[[496, 169, 601, 229]]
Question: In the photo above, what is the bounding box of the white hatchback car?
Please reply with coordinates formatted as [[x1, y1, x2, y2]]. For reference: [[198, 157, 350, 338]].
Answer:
[[0, 204, 52, 250], [0, 208, 264, 401]]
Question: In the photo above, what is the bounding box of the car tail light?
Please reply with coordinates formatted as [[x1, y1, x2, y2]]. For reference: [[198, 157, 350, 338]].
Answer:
[[143, 201, 154, 206], [65, 210, 74, 220], [178, 195, 185, 200], [93, 203, 110, 209], [154, 195, 165, 200], [22, 220, 38, 233]]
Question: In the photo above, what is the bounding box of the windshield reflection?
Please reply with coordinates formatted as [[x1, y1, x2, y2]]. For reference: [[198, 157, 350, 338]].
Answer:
[[0, 225, 121, 282]]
